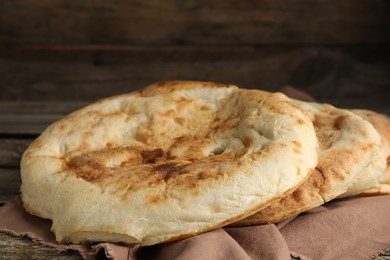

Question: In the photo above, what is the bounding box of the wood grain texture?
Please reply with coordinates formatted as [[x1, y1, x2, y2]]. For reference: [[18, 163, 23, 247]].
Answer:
[[0, 114, 63, 135], [0, 101, 88, 115], [0, 0, 389, 45], [1, 45, 390, 114], [0, 102, 87, 135], [0, 232, 388, 260], [0, 139, 32, 166], [0, 233, 83, 260], [376, 253, 390, 260], [0, 169, 21, 204]]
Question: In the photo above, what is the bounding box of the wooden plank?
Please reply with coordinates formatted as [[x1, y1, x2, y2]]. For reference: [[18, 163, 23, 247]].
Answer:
[[0, 233, 83, 260], [0, 169, 21, 204], [0, 0, 389, 45], [0, 139, 32, 166], [0, 228, 389, 260], [0, 115, 62, 135], [0, 101, 88, 115], [0, 102, 88, 134], [376, 253, 390, 260], [0, 45, 299, 101], [1, 45, 390, 106]]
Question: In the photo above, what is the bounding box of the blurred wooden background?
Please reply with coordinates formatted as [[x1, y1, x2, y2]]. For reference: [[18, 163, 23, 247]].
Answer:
[[1, 0, 390, 108], [0, 1, 390, 258]]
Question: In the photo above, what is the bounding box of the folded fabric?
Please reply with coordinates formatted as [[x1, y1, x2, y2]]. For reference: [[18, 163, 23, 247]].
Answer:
[[1, 195, 390, 259]]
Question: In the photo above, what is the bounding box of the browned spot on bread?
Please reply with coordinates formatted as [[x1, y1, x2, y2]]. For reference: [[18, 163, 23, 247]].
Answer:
[[296, 118, 305, 125], [292, 141, 302, 154], [153, 163, 189, 182], [123, 103, 139, 115], [313, 113, 327, 129], [106, 142, 114, 148], [182, 176, 199, 190], [200, 105, 211, 111], [360, 143, 375, 152], [177, 96, 191, 107], [66, 146, 146, 183], [211, 114, 240, 133], [197, 171, 210, 180], [313, 121, 323, 129], [160, 109, 175, 117], [311, 167, 333, 195], [141, 149, 165, 164], [315, 147, 359, 189], [174, 117, 185, 125], [30, 139, 43, 150], [211, 147, 225, 156], [333, 115, 347, 130], [67, 155, 105, 182], [146, 195, 161, 205], [243, 136, 253, 148], [288, 101, 306, 115], [135, 126, 153, 144], [291, 188, 305, 202], [292, 141, 302, 148]]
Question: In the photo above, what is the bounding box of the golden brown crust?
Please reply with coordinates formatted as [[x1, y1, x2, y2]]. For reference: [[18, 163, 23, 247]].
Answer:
[[20, 81, 318, 246], [341, 110, 390, 197], [235, 101, 381, 225], [360, 162, 390, 195], [65, 145, 240, 200], [361, 162, 390, 196], [140, 81, 235, 97], [353, 110, 390, 151]]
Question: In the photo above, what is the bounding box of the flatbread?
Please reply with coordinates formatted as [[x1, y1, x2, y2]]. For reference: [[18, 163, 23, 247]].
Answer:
[[359, 112, 390, 196], [360, 163, 390, 196], [20, 81, 318, 246], [339, 110, 390, 198], [234, 100, 381, 225]]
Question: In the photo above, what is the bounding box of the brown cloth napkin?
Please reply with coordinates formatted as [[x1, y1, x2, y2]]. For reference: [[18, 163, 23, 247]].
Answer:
[[1, 195, 390, 259], [1, 87, 390, 260]]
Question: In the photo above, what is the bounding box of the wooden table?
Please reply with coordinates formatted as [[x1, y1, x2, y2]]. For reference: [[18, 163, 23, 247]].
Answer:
[[1, 0, 390, 258]]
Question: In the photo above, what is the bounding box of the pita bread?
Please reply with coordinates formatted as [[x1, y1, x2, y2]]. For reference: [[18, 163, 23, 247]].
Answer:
[[20, 81, 318, 246], [359, 112, 390, 196], [339, 110, 390, 198], [234, 100, 381, 226], [360, 164, 390, 195]]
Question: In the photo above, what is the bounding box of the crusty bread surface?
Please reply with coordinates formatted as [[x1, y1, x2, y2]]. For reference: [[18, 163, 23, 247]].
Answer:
[[339, 110, 390, 198], [235, 100, 381, 225], [21, 81, 318, 246]]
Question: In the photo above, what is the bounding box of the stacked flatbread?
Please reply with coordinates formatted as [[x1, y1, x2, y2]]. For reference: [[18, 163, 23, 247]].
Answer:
[[20, 81, 390, 246], [235, 104, 388, 225]]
